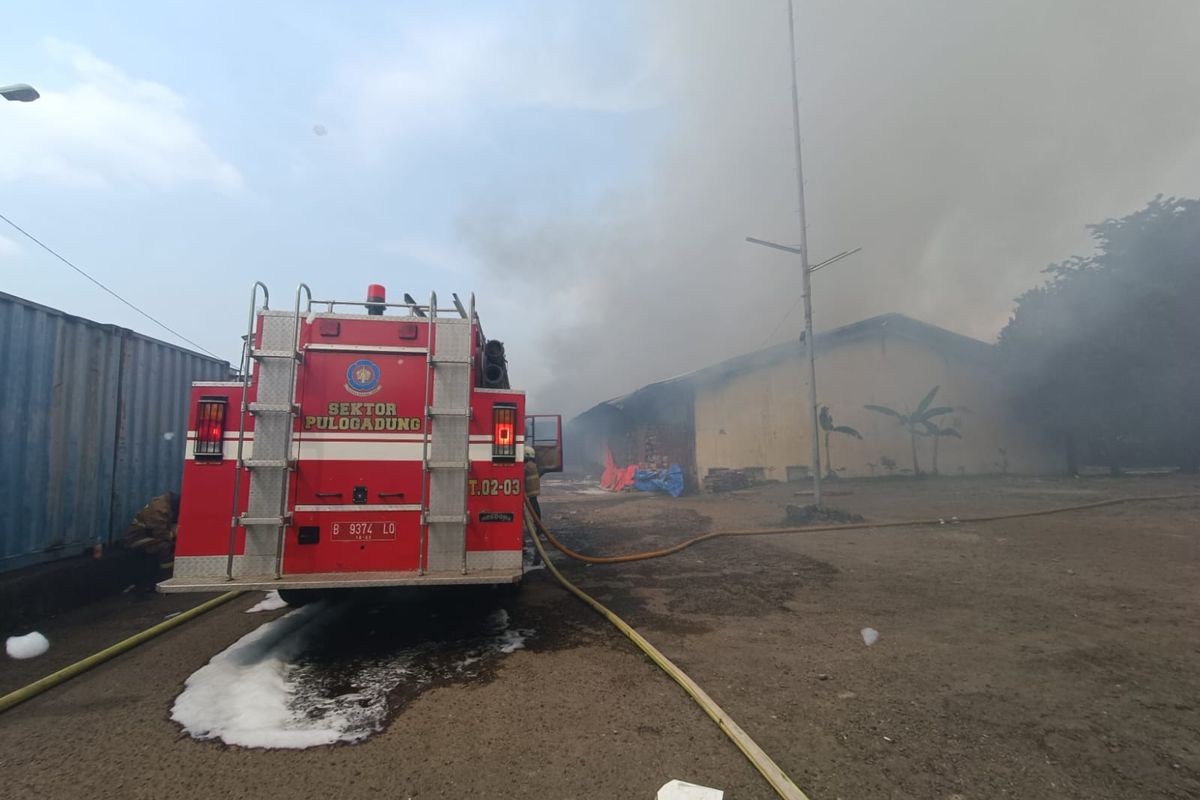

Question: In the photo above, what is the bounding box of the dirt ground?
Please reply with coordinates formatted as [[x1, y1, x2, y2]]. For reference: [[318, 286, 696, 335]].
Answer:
[[1, 474, 1198, 799]]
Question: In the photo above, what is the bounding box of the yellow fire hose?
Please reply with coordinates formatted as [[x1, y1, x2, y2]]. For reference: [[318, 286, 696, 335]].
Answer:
[[528, 492, 1199, 565], [0, 490, 1192, 792], [0, 591, 242, 715], [524, 490, 1198, 798], [525, 511, 812, 800]]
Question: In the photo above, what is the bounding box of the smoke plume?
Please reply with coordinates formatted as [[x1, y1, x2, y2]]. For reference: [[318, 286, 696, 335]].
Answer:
[[459, 0, 1200, 417]]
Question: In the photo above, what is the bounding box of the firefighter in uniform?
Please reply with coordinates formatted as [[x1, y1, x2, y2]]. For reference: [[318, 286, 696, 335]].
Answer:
[[524, 444, 541, 519]]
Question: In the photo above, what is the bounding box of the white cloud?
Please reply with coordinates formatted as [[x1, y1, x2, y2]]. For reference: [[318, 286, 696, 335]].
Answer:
[[322, 15, 658, 158], [0, 39, 241, 190], [0, 233, 19, 258]]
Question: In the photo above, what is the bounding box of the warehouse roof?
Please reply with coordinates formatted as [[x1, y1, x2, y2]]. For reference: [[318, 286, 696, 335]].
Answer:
[[577, 313, 994, 420]]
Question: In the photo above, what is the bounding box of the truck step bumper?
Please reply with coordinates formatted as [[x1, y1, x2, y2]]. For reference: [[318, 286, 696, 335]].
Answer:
[[158, 568, 522, 593]]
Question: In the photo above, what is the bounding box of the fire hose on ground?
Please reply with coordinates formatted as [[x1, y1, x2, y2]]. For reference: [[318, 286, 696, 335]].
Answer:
[[0, 591, 243, 715], [524, 509, 813, 799], [523, 491, 1198, 800], [0, 492, 1193, 796], [526, 492, 1199, 564]]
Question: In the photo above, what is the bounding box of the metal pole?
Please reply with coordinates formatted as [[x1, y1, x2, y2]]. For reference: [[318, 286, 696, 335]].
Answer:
[[786, 0, 821, 506]]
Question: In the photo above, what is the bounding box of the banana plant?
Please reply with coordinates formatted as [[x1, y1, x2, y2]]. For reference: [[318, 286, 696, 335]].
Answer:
[[864, 385, 954, 476], [818, 405, 863, 478], [920, 420, 962, 476]]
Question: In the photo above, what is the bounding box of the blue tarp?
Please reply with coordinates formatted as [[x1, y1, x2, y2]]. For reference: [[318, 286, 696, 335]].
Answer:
[[634, 464, 685, 497]]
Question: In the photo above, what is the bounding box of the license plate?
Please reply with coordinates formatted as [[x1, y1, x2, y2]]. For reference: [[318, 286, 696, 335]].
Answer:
[[330, 520, 397, 542]]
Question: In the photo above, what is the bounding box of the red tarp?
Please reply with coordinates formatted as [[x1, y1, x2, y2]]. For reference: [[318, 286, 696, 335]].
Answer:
[[600, 448, 638, 492]]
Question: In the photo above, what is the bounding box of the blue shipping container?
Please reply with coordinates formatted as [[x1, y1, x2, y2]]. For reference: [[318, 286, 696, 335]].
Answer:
[[0, 292, 230, 572]]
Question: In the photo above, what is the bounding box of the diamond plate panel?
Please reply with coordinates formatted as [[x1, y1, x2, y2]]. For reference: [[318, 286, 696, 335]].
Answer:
[[172, 555, 229, 578], [160, 568, 522, 592], [433, 364, 470, 409], [465, 550, 522, 571], [247, 469, 286, 517], [235, 312, 298, 574], [232, 554, 277, 577], [259, 312, 300, 351], [431, 321, 471, 419], [256, 361, 295, 407], [434, 318, 470, 358], [251, 414, 292, 461], [242, 526, 280, 557], [430, 416, 468, 462], [425, 523, 463, 571], [424, 317, 471, 574], [430, 470, 465, 515], [172, 554, 277, 580]]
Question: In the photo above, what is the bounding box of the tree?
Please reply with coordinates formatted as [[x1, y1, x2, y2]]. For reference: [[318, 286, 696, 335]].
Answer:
[[864, 386, 954, 476], [818, 406, 862, 478], [921, 420, 961, 476], [999, 196, 1200, 473]]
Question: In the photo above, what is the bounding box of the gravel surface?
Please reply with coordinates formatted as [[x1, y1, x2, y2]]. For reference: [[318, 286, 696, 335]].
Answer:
[[2, 474, 1197, 799]]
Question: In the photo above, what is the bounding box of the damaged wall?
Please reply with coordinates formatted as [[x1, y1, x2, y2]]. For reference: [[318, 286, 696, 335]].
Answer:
[[570, 314, 1061, 492], [693, 323, 1060, 481], [566, 382, 698, 488]]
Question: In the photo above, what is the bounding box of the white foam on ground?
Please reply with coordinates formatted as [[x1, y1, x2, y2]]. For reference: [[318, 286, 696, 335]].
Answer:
[[496, 628, 528, 653], [6, 632, 49, 659], [453, 613, 530, 667], [487, 609, 529, 654], [861, 627, 880, 646], [245, 590, 289, 613], [174, 602, 531, 749], [172, 604, 344, 748]]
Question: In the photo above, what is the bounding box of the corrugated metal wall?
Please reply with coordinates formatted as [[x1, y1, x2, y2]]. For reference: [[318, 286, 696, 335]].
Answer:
[[0, 292, 230, 572]]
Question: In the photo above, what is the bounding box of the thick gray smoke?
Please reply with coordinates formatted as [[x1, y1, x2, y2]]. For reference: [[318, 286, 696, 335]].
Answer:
[[460, 0, 1200, 417]]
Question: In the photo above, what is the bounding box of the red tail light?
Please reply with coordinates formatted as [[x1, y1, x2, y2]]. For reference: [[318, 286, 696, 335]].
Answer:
[[194, 398, 227, 461], [492, 403, 516, 461]]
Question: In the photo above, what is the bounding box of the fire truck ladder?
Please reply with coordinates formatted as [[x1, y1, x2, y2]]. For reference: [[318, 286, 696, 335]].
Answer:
[[225, 282, 308, 580], [419, 291, 475, 575]]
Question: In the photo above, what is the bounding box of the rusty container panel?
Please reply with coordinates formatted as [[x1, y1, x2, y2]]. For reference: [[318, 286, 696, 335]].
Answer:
[[0, 292, 229, 572]]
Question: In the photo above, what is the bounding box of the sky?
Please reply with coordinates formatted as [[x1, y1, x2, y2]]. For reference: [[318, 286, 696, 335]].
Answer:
[[3, 1, 1200, 417]]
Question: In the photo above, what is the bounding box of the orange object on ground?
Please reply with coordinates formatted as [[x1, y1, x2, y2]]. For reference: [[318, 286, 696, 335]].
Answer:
[[600, 448, 638, 492]]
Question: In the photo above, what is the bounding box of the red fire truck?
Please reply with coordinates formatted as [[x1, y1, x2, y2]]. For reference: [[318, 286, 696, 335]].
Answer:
[[158, 283, 561, 602]]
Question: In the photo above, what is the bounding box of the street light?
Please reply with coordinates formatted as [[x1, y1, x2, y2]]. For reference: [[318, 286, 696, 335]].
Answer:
[[746, 236, 861, 506], [738, 0, 834, 506], [1, 84, 40, 102]]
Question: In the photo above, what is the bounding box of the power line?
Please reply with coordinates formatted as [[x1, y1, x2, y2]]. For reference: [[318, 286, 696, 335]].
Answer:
[[758, 296, 802, 351], [754, 248, 862, 350], [0, 211, 221, 359]]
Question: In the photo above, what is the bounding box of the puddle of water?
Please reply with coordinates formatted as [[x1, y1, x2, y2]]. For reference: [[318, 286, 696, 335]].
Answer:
[[173, 589, 532, 749]]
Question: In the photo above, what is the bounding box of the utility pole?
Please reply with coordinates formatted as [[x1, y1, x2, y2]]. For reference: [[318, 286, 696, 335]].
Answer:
[[786, 0, 822, 507], [749, 6, 861, 505]]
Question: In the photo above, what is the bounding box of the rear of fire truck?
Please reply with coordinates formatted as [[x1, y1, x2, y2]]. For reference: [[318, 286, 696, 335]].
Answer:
[[159, 283, 561, 601]]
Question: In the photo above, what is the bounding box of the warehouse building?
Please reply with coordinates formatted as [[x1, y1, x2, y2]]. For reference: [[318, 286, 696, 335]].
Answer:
[[569, 313, 1060, 490]]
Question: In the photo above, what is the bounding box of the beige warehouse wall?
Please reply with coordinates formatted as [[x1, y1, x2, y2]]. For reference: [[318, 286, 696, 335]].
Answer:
[[693, 335, 1061, 481]]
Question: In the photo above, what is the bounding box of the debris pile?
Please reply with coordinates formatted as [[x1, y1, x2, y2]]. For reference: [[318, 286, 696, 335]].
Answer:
[[702, 468, 752, 493], [783, 504, 865, 525]]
